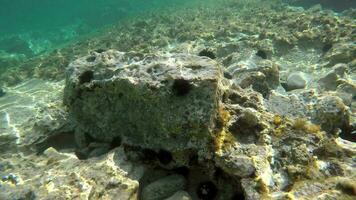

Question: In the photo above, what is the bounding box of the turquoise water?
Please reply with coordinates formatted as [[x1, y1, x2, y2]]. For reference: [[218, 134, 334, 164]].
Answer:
[[0, 0, 354, 57], [0, 0, 354, 74], [0, 0, 194, 36], [0, 0, 206, 57]]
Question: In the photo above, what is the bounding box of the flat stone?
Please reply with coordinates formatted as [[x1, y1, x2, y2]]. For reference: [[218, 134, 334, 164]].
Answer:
[[64, 50, 222, 152], [318, 63, 348, 91], [142, 174, 187, 200], [215, 153, 256, 178], [165, 191, 192, 200]]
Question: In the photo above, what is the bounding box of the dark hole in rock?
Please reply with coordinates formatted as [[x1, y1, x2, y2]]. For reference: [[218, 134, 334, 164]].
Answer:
[[213, 167, 225, 180], [86, 56, 96, 62], [224, 71, 233, 79], [322, 43, 333, 53], [231, 192, 245, 200], [256, 50, 268, 59], [281, 82, 289, 91], [282, 184, 294, 192], [110, 136, 122, 149], [142, 149, 157, 162], [0, 88, 6, 97], [196, 181, 218, 200], [280, 151, 287, 158], [36, 132, 76, 154], [95, 49, 106, 53], [198, 49, 216, 59], [337, 181, 356, 196], [84, 132, 96, 145], [172, 79, 192, 96], [339, 124, 356, 143], [189, 153, 199, 166], [75, 148, 90, 160], [79, 70, 94, 84], [158, 149, 173, 165], [173, 166, 190, 177]]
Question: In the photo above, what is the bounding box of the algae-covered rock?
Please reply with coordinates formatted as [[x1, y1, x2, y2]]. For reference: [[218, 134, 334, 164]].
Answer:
[[64, 50, 222, 153], [314, 95, 350, 134]]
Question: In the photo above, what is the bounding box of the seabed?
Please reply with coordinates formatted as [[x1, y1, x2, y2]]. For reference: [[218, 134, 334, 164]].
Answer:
[[0, 0, 355, 199]]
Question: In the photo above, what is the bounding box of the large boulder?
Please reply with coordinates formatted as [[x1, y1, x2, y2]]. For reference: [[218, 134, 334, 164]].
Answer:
[[64, 50, 223, 153]]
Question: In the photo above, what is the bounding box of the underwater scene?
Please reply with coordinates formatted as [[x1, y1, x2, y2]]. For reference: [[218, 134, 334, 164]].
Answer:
[[0, 0, 355, 199]]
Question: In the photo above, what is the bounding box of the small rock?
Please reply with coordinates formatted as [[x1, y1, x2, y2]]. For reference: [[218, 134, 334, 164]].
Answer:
[[239, 108, 260, 127], [314, 95, 350, 134], [215, 154, 256, 178], [1, 173, 19, 185], [43, 147, 70, 161], [323, 42, 355, 67], [286, 72, 307, 91], [165, 191, 192, 200], [142, 174, 187, 200], [318, 64, 348, 91], [233, 59, 279, 97]]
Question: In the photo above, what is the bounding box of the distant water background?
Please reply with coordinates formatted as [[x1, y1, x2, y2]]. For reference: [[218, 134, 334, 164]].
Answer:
[[289, 0, 356, 12], [0, 0, 209, 57], [0, 0, 192, 36], [0, 0, 355, 63]]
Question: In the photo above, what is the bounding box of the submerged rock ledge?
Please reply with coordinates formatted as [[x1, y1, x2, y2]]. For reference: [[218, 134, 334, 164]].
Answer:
[[0, 49, 355, 200], [0, 1, 355, 199]]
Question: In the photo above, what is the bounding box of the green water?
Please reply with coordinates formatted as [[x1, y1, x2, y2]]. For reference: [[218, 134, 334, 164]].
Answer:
[[0, 0, 194, 36], [0, 0, 208, 57], [0, 0, 354, 74]]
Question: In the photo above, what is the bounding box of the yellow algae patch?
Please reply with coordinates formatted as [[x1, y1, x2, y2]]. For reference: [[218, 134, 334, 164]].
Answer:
[[292, 118, 323, 139]]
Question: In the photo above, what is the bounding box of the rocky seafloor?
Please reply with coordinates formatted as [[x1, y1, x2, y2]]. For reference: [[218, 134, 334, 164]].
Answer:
[[0, 1, 355, 200]]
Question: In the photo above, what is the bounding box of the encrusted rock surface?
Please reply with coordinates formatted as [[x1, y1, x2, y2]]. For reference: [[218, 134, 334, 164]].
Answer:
[[64, 50, 222, 154], [0, 147, 143, 200], [0, 0, 355, 199]]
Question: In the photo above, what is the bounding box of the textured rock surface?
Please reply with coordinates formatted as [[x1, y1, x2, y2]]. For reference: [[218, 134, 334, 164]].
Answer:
[[141, 174, 187, 200], [0, 1, 355, 199], [64, 50, 222, 153], [165, 191, 192, 200], [0, 147, 143, 200], [0, 79, 65, 153]]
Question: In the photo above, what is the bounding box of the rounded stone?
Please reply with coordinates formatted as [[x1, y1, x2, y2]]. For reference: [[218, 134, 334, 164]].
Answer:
[[286, 72, 307, 91]]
